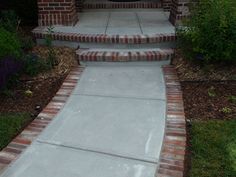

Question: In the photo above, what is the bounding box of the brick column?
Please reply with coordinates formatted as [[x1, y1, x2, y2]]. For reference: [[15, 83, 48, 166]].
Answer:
[[162, 0, 172, 11], [169, 0, 190, 25], [37, 0, 78, 26]]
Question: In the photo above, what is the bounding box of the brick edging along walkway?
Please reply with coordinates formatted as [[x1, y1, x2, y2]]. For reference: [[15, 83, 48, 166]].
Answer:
[[156, 66, 187, 177], [0, 66, 84, 174]]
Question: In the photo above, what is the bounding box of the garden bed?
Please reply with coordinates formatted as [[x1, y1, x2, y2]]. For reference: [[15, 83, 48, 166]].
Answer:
[[172, 52, 236, 177], [0, 46, 77, 150]]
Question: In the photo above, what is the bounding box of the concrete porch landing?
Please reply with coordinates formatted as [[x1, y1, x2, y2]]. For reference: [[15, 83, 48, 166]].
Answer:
[[35, 9, 174, 35]]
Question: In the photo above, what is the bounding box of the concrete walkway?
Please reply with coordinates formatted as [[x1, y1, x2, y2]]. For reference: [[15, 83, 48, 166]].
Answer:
[[0, 62, 168, 177]]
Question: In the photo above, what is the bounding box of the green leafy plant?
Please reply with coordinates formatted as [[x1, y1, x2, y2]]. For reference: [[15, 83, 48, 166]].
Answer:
[[45, 26, 58, 69], [0, 10, 20, 33], [22, 53, 48, 76], [20, 36, 35, 51], [177, 0, 236, 64], [228, 95, 236, 104], [221, 107, 233, 114], [0, 27, 22, 59], [24, 89, 33, 97], [207, 86, 216, 97]]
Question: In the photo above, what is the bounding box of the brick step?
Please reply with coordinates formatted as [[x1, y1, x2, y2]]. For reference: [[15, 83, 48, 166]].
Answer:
[[83, 2, 162, 9], [33, 29, 177, 46], [76, 48, 174, 62]]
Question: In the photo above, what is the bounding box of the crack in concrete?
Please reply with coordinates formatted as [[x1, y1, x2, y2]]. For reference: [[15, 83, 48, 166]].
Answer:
[[37, 140, 159, 165]]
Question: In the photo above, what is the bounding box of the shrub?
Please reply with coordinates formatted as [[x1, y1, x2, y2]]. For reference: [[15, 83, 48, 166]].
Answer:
[[20, 36, 35, 51], [177, 0, 236, 64], [2, 0, 38, 26], [0, 27, 22, 59], [22, 53, 49, 76], [0, 10, 20, 33], [0, 56, 22, 89], [0, 10, 35, 51]]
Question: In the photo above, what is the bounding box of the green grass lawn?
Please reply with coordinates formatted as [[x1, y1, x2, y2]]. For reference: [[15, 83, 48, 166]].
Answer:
[[0, 113, 31, 150], [190, 120, 236, 177]]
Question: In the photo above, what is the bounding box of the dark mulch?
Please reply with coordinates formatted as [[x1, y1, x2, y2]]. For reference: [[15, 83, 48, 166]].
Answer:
[[172, 50, 236, 121], [172, 50, 236, 81], [0, 46, 77, 116], [0, 76, 65, 115], [181, 81, 236, 121]]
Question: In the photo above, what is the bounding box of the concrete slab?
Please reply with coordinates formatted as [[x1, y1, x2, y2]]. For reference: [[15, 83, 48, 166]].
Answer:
[[106, 27, 142, 35], [34, 9, 175, 36], [137, 12, 175, 34], [53, 26, 106, 35], [137, 11, 168, 24], [141, 26, 175, 34], [76, 27, 106, 34], [1, 142, 157, 177], [108, 12, 139, 28], [76, 12, 109, 27], [38, 95, 166, 162], [73, 65, 166, 99]]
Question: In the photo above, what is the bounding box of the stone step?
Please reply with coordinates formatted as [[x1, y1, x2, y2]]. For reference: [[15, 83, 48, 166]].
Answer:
[[76, 48, 174, 62], [83, 1, 162, 9]]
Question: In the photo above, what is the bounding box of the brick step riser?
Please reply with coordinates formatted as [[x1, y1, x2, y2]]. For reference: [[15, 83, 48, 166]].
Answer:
[[76, 51, 174, 62], [82, 3, 162, 9], [33, 32, 177, 45], [77, 55, 171, 62], [36, 38, 176, 50]]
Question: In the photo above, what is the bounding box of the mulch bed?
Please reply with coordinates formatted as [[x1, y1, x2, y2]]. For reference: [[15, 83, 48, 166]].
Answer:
[[172, 50, 236, 82], [172, 50, 236, 177], [172, 50, 236, 121], [0, 46, 77, 115], [181, 81, 236, 121]]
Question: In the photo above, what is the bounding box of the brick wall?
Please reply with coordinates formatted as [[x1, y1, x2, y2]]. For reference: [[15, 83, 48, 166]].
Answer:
[[75, 0, 84, 12], [169, 0, 190, 25], [162, 0, 172, 11], [38, 0, 78, 26]]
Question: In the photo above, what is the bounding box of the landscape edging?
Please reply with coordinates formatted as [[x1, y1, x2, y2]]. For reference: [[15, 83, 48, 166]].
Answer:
[[156, 65, 187, 177]]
